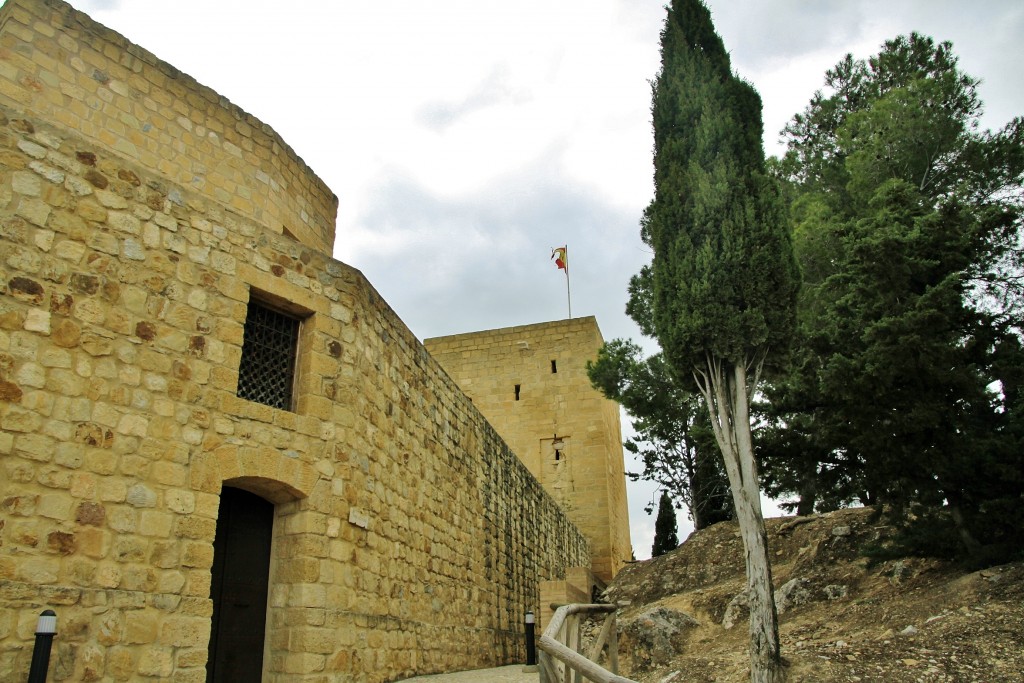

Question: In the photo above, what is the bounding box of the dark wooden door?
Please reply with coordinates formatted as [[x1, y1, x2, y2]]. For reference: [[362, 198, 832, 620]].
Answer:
[[207, 487, 274, 683]]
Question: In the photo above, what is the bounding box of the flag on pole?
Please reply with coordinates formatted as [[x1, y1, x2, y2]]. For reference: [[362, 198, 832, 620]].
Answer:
[[551, 246, 567, 270], [551, 246, 571, 319]]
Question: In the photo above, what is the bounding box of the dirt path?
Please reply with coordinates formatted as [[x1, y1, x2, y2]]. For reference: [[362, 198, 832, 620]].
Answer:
[[396, 664, 537, 682]]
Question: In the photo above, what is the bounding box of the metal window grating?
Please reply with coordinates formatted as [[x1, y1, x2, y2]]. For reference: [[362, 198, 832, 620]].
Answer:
[[237, 299, 300, 411]]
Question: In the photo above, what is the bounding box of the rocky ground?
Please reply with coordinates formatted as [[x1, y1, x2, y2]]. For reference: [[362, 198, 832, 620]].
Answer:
[[598, 507, 1023, 682]]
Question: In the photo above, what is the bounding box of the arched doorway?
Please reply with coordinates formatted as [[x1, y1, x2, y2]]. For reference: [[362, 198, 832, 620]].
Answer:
[[207, 486, 274, 682]]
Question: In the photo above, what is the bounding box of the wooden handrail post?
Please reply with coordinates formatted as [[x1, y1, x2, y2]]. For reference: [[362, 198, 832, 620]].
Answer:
[[538, 651, 550, 683], [536, 603, 637, 683], [609, 615, 619, 674], [574, 615, 580, 681], [586, 612, 614, 664], [558, 617, 567, 682]]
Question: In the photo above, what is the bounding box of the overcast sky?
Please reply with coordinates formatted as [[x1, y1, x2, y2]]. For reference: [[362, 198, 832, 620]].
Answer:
[[73, 0, 1024, 558]]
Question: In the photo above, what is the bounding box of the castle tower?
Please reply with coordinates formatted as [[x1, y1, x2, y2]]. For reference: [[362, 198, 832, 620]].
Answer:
[[425, 317, 632, 582]]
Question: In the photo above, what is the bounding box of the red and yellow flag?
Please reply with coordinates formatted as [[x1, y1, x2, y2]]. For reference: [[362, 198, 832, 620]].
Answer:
[[551, 246, 567, 270]]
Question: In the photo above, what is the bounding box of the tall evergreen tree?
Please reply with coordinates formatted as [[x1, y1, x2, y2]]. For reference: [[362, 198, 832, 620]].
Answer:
[[652, 492, 680, 557], [765, 34, 1024, 557], [645, 2, 798, 680]]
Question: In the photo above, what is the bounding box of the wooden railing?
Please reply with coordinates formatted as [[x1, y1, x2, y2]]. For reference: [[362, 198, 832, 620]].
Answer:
[[537, 603, 638, 683]]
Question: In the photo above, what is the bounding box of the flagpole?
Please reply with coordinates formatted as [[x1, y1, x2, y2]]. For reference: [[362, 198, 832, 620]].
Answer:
[[552, 245, 572, 319], [564, 257, 572, 319]]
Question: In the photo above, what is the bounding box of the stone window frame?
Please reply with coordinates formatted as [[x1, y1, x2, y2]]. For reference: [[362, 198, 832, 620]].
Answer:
[[236, 286, 316, 414]]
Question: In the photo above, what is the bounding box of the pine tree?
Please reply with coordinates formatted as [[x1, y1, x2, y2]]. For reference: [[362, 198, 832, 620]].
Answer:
[[766, 34, 1024, 557], [645, 2, 798, 680], [652, 492, 680, 557]]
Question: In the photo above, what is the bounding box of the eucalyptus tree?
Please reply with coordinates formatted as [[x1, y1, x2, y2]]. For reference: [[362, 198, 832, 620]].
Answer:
[[644, 1, 799, 680]]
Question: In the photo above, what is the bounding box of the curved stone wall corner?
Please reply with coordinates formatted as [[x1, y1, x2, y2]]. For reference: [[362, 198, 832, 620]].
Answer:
[[0, 0, 338, 253]]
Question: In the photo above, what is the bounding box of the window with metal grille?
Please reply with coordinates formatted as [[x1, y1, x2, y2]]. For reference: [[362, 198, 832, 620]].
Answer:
[[237, 299, 300, 411]]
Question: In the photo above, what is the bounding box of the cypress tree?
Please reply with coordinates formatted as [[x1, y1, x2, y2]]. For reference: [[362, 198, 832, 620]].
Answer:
[[651, 492, 680, 557], [645, 2, 798, 680]]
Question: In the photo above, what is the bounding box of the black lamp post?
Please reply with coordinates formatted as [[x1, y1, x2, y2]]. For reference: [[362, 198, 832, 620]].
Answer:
[[27, 609, 57, 683], [524, 610, 537, 668]]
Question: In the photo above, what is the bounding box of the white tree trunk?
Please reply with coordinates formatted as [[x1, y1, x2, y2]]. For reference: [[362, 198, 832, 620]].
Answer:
[[695, 358, 783, 683]]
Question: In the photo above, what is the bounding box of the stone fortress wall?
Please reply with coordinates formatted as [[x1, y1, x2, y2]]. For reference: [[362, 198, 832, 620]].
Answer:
[[0, 0, 591, 680], [425, 318, 631, 586]]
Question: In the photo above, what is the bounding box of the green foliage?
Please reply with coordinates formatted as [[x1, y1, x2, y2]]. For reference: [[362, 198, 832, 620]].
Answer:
[[861, 505, 1024, 570], [780, 32, 1023, 322], [782, 34, 983, 197], [645, 0, 799, 378], [643, 4, 794, 675], [764, 32, 1024, 556], [652, 492, 680, 557], [860, 507, 962, 566], [587, 340, 731, 529]]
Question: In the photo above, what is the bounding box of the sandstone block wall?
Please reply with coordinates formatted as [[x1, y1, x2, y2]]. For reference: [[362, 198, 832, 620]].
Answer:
[[424, 318, 631, 583], [0, 1, 591, 680], [0, 0, 337, 253]]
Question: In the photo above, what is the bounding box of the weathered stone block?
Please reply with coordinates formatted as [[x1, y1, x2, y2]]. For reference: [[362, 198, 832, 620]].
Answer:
[[138, 510, 172, 538], [137, 646, 173, 677], [159, 616, 208, 647]]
